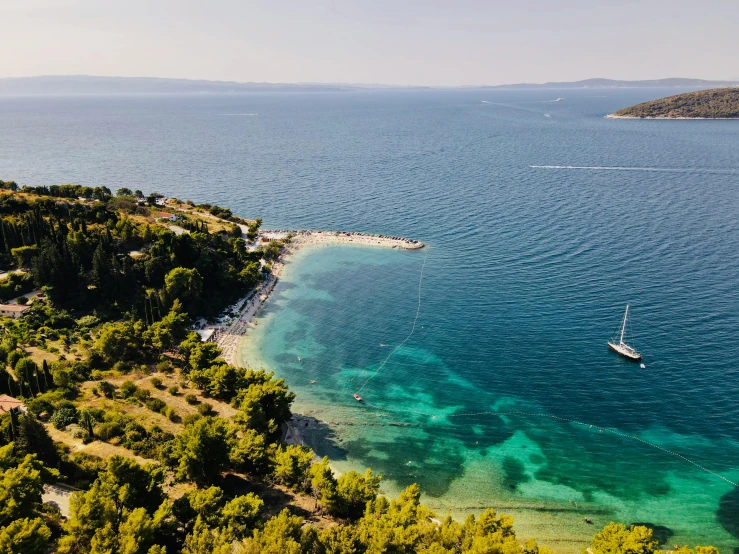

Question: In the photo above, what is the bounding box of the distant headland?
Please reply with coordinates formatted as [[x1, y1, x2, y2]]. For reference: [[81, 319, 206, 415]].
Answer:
[[607, 88, 739, 119]]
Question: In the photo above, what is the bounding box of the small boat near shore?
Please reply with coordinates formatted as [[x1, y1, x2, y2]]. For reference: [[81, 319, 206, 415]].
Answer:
[[353, 393, 363, 402], [607, 304, 642, 361]]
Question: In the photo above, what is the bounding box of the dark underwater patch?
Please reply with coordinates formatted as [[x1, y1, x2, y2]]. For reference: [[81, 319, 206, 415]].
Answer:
[[717, 486, 739, 539], [502, 456, 530, 490], [630, 523, 674, 546]]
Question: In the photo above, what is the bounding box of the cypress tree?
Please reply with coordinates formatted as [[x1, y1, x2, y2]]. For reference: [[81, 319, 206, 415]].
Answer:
[[37, 365, 47, 393], [9, 407, 18, 440], [33, 366, 42, 395], [42, 360, 54, 389]]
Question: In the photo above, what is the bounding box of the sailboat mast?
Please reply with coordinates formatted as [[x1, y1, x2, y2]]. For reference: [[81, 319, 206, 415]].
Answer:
[[620, 305, 629, 344]]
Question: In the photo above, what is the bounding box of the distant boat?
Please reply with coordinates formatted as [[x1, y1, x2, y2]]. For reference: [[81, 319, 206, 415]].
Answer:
[[607, 305, 642, 361], [555, 97, 565, 101], [353, 393, 363, 402]]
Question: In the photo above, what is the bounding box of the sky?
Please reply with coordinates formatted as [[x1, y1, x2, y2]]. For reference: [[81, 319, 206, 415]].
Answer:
[[1, 0, 738, 86]]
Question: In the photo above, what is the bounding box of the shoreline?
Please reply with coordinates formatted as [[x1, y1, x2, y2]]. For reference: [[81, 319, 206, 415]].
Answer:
[[606, 113, 739, 120], [211, 230, 424, 366]]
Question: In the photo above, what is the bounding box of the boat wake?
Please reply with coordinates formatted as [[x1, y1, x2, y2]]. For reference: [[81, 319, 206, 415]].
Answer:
[[529, 165, 739, 174]]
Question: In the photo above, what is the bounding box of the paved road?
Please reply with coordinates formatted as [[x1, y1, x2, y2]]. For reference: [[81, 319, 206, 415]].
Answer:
[[42, 484, 78, 517]]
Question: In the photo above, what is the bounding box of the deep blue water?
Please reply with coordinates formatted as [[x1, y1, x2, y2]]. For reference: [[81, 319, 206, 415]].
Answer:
[[1, 89, 738, 549]]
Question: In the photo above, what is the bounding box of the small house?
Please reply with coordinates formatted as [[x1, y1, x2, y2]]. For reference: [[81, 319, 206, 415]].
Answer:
[[0, 394, 25, 414], [156, 212, 177, 222], [0, 304, 31, 319]]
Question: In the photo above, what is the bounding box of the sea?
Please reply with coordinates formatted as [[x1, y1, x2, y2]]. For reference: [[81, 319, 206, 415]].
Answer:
[[1, 89, 738, 551]]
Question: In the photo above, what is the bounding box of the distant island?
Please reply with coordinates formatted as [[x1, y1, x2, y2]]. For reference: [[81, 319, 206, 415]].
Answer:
[[484, 77, 739, 90], [608, 88, 739, 119], [2, 75, 739, 95]]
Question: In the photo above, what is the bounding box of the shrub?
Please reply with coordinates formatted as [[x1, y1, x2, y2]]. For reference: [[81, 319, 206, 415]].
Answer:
[[163, 406, 177, 421], [196, 402, 213, 416], [146, 398, 167, 413], [113, 361, 131, 373], [185, 394, 198, 405], [182, 414, 201, 426], [167, 386, 179, 396], [76, 315, 100, 328], [156, 360, 174, 373], [150, 377, 162, 388], [120, 380, 137, 398], [133, 388, 151, 402], [96, 421, 124, 441], [7, 350, 23, 369], [99, 381, 116, 399], [50, 406, 77, 430], [26, 393, 58, 418]]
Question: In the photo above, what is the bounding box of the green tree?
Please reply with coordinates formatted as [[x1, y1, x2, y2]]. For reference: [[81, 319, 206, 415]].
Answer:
[[0, 517, 52, 554], [0, 444, 15, 472], [7, 351, 23, 372], [78, 409, 96, 440], [12, 414, 59, 467], [310, 457, 339, 515], [229, 428, 270, 476], [221, 493, 263, 541], [188, 342, 222, 373], [14, 358, 38, 397], [191, 363, 244, 400], [163, 267, 202, 305], [59, 463, 170, 554], [58, 483, 117, 553], [271, 444, 314, 492], [334, 468, 381, 520], [234, 370, 295, 438], [237, 508, 304, 554], [318, 524, 363, 554], [0, 454, 59, 526], [239, 262, 262, 289], [98, 456, 166, 514], [10, 245, 39, 269], [95, 319, 146, 362], [182, 518, 231, 554], [146, 300, 189, 351], [591, 523, 658, 554], [187, 486, 225, 525], [171, 417, 232, 485]]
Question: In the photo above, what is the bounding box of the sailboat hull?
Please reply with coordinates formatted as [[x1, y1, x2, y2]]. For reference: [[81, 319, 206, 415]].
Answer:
[[607, 341, 642, 361]]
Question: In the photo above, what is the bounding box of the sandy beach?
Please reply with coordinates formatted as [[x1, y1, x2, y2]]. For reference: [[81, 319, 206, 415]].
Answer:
[[211, 230, 424, 366]]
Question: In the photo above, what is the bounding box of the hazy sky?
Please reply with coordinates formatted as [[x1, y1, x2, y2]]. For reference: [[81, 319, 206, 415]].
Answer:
[[2, 0, 738, 86]]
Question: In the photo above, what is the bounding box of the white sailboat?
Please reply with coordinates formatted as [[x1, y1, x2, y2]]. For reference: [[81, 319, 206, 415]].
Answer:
[[607, 305, 642, 361]]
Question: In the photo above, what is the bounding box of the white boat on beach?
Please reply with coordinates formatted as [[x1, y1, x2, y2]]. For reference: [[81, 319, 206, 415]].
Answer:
[[607, 304, 642, 361]]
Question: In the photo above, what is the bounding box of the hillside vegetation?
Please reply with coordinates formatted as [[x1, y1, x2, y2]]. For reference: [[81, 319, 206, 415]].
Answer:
[[0, 183, 722, 553], [611, 88, 739, 118]]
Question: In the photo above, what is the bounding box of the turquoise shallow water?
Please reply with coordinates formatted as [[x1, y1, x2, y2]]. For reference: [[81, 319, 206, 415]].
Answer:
[[241, 243, 739, 550], [1, 89, 738, 550]]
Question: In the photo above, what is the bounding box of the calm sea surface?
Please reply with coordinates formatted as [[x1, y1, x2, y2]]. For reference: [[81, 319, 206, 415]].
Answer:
[[1, 90, 738, 550]]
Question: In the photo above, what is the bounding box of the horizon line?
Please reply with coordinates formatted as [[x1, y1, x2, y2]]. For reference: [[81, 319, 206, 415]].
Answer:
[[2, 74, 739, 90]]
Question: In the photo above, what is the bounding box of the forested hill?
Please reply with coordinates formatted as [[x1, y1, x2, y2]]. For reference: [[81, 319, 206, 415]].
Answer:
[[610, 88, 739, 118]]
